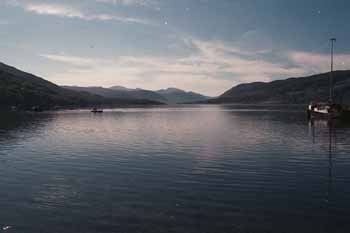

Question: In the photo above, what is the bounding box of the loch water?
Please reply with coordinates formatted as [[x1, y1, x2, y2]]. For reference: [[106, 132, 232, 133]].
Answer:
[[1, 105, 350, 233]]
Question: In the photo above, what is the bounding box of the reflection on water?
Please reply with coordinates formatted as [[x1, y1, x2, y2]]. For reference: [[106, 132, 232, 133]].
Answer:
[[0, 105, 350, 233], [309, 118, 350, 233]]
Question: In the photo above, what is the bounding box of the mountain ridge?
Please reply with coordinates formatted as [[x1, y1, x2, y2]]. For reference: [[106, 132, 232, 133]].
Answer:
[[155, 87, 210, 103], [64, 86, 210, 104], [208, 70, 350, 105], [0, 62, 163, 110], [3, 61, 349, 109]]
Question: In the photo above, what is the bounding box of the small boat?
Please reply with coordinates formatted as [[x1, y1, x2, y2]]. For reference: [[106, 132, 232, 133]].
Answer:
[[91, 108, 103, 113], [307, 38, 350, 119], [307, 102, 343, 119]]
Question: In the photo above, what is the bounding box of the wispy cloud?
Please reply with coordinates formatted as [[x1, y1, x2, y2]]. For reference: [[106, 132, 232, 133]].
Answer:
[[7, 1, 154, 25], [186, 39, 305, 82], [40, 39, 350, 96], [26, 3, 83, 18], [96, 0, 159, 8], [40, 54, 113, 67], [40, 38, 313, 96], [289, 51, 350, 74]]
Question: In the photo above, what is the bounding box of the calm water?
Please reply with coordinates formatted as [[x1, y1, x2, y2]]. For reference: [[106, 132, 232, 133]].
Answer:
[[1, 105, 350, 233]]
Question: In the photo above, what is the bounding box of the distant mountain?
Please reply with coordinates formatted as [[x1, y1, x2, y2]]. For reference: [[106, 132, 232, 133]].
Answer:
[[110, 86, 167, 103], [64, 86, 210, 104], [208, 71, 350, 105], [0, 62, 162, 110], [64, 86, 167, 103], [109, 86, 130, 91], [156, 88, 210, 103]]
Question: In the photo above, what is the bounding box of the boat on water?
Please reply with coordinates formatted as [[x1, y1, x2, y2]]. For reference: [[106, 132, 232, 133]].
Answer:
[[91, 108, 103, 113], [307, 38, 350, 119], [307, 102, 344, 119]]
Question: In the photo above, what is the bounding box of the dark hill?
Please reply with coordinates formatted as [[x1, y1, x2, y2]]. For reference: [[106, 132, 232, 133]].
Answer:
[[64, 86, 167, 103], [156, 88, 210, 103], [0, 62, 161, 110], [64, 86, 210, 104], [208, 71, 350, 105]]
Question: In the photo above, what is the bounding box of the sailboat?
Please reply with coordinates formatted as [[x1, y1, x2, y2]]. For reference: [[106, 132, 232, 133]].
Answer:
[[307, 38, 350, 119]]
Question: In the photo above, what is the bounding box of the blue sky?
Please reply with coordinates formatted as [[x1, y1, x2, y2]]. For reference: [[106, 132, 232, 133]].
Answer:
[[1, 0, 350, 96]]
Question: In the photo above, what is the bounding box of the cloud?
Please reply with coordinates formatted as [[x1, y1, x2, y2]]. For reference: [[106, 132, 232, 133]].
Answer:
[[26, 3, 83, 18], [96, 0, 158, 7], [40, 38, 313, 96], [41, 40, 350, 96], [40, 54, 113, 67], [289, 51, 350, 74], [7, 1, 154, 25], [178, 38, 306, 84]]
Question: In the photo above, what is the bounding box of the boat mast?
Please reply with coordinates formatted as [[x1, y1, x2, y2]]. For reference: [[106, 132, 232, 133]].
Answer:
[[329, 38, 336, 103]]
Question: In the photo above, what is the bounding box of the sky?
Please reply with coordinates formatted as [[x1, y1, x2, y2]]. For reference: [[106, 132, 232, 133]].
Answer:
[[1, 0, 350, 96]]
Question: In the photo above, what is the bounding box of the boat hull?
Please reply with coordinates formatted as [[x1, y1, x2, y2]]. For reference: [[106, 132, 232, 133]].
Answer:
[[307, 108, 350, 120], [307, 109, 340, 119]]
